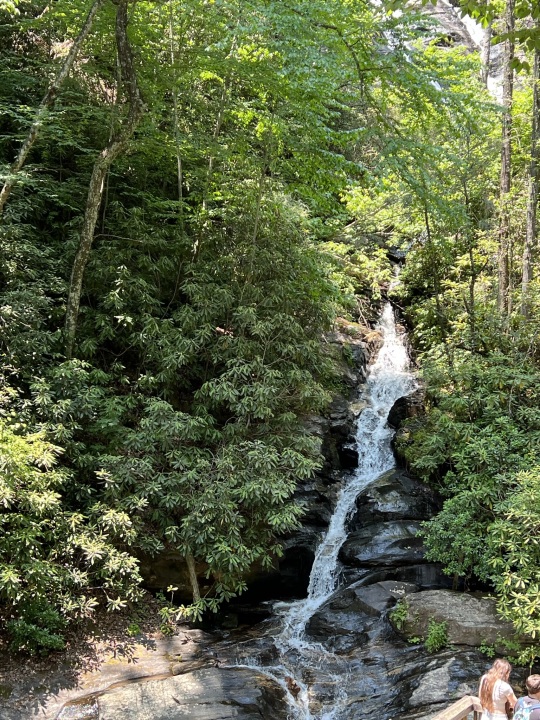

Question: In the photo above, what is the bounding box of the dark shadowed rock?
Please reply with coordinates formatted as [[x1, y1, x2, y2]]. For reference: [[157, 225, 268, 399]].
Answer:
[[352, 580, 420, 616], [352, 583, 396, 616], [338, 444, 359, 469], [346, 563, 451, 591], [388, 246, 407, 263], [350, 469, 440, 529], [305, 586, 386, 653], [327, 395, 354, 438], [387, 388, 425, 429], [139, 550, 202, 600], [293, 472, 338, 527]]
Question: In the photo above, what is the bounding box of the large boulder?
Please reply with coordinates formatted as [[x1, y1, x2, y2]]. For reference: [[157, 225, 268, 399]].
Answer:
[[349, 469, 440, 529], [353, 580, 420, 615], [392, 590, 526, 650], [390, 649, 491, 720], [306, 595, 378, 648]]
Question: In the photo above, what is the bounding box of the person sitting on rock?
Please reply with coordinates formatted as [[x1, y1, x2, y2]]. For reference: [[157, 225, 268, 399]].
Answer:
[[514, 675, 540, 720], [479, 659, 518, 720]]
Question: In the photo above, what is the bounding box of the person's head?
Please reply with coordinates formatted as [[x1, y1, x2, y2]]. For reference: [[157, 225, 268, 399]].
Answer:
[[526, 675, 540, 698], [480, 659, 513, 712], [492, 659, 512, 682]]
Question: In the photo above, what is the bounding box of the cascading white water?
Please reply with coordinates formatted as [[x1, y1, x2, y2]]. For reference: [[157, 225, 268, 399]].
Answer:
[[277, 304, 416, 652], [260, 303, 417, 719]]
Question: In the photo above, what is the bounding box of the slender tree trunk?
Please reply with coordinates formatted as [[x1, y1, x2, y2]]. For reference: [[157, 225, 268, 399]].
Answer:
[[64, 0, 144, 358], [168, 1, 184, 232], [521, 45, 540, 317], [185, 554, 201, 603], [0, 0, 104, 216], [498, 0, 515, 315], [424, 207, 448, 344], [192, 27, 239, 261], [461, 170, 477, 346], [236, 131, 274, 311], [202, 81, 229, 214], [192, 79, 231, 260], [480, 22, 492, 87]]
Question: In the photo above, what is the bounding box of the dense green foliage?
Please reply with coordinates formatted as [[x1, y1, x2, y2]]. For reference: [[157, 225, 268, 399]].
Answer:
[[0, 418, 141, 653]]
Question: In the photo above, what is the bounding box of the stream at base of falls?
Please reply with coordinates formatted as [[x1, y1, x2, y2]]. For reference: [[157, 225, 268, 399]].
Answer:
[[223, 302, 418, 720]]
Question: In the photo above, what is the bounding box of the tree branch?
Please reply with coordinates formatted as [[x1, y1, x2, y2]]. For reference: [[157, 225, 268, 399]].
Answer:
[[0, 0, 105, 216]]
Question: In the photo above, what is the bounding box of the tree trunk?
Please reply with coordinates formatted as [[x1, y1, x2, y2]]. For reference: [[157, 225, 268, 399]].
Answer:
[[0, 0, 104, 216], [461, 166, 477, 347], [480, 22, 492, 87], [185, 554, 201, 603], [424, 206, 450, 361], [521, 45, 540, 318], [497, 0, 515, 315], [64, 0, 144, 358], [169, 0, 184, 231]]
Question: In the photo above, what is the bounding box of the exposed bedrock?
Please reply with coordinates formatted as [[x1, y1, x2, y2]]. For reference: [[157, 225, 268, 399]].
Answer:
[[55, 667, 290, 720], [340, 519, 426, 568], [339, 468, 442, 576]]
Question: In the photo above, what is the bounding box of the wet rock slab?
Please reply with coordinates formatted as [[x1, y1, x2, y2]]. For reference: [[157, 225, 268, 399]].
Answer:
[[353, 580, 419, 616], [349, 469, 440, 527], [389, 649, 490, 719], [340, 519, 425, 567], [281, 635, 490, 720]]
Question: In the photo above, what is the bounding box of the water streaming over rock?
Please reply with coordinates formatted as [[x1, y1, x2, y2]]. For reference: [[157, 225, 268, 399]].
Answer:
[[239, 303, 417, 719]]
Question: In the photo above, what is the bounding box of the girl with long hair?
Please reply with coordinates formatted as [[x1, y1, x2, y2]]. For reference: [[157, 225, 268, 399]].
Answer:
[[479, 659, 518, 719]]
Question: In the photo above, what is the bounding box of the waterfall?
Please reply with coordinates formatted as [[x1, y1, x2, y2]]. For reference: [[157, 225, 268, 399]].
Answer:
[[239, 303, 417, 719]]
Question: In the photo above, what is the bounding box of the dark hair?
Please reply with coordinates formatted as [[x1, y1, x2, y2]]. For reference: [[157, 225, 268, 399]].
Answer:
[[526, 675, 540, 695], [480, 659, 513, 712]]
